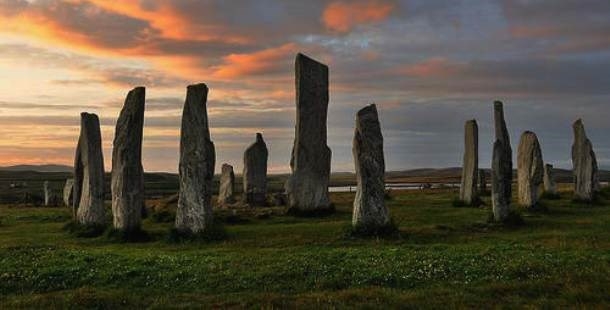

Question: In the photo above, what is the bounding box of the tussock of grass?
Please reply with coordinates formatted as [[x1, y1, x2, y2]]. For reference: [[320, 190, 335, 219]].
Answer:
[[452, 197, 482, 208], [540, 192, 561, 200], [62, 221, 106, 238], [486, 210, 525, 227], [286, 204, 336, 217], [105, 227, 152, 243], [344, 219, 400, 239], [166, 224, 227, 243], [150, 210, 175, 223]]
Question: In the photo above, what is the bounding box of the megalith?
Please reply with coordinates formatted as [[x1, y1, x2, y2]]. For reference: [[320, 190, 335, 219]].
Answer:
[[517, 131, 544, 208], [175, 83, 216, 233], [218, 164, 236, 205], [459, 120, 479, 205], [572, 119, 599, 202], [63, 178, 74, 207], [285, 53, 332, 213], [491, 101, 513, 221], [243, 133, 268, 206], [43, 181, 51, 206], [111, 86, 145, 232], [352, 104, 390, 228], [73, 112, 106, 225], [543, 164, 557, 195]]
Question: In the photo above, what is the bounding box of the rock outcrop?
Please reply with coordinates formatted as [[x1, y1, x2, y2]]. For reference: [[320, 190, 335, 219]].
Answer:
[[175, 83, 216, 233], [517, 131, 544, 208], [73, 112, 106, 225], [243, 133, 268, 206], [543, 164, 557, 195], [572, 119, 599, 201], [285, 53, 332, 213], [111, 87, 146, 232], [459, 120, 479, 205], [63, 179, 74, 208], [218, 164, 236, 205], [491, 101, 513, 221], [352, 104, 390, 228]]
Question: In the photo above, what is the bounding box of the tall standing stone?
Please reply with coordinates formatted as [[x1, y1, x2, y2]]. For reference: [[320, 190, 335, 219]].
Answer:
[[217, 164, 236, 205], [63, 178, 74, 207], [572, 119, 599, 202], [491, 101, 513, 221], [459, 120, 479, 205], [111, 87, 145, 232], [43, 181, 50, 206], [285, 53, 332, 213], [517, 131, 544, 208], [73, 112, 106, 225], [175, 83, 216, 233], [243, 133, 268, 206], [352, 104, 390, 228], [479, 169, 487, 193], [543, 164, 557, 195]]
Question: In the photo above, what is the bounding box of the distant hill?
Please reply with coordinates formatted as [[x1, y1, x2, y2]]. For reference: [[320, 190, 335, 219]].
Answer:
[[0, 164, 73, 173]]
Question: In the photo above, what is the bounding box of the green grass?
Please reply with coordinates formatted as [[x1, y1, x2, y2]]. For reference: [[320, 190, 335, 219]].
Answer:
[[1, 188, 610, 308]]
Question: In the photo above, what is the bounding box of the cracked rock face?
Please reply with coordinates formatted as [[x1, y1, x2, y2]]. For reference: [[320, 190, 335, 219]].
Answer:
[[543, 164, 557, 195], [517, 131, 544, 208], [572, 119, 599, 201], [111, 87, 146, 232], [491, 101, 513, 222], [175, 83, 216, 233], [218, 163, 236, 205], [352, 104, 389, 228], [243, 133, 268, 206], [460, 120, 479, 205], [73, 112, 106, 226], [285, 53, 332, 212]]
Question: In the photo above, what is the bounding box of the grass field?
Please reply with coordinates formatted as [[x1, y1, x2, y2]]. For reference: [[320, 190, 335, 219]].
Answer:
[[1, 186, 610, 308]]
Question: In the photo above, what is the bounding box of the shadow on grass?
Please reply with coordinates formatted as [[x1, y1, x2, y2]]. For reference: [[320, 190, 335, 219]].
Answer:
[[343, 219, 401, 240], [166, 223, 228, 244], [286, 204, 336, 218], [105, 228, 153, 243], [63, 221, 107, 238]]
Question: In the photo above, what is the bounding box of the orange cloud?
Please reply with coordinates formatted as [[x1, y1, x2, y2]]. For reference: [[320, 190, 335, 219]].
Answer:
[[213, 43, 298, 79], [322, 0, 394, 33], [399, 58, 462, 78]]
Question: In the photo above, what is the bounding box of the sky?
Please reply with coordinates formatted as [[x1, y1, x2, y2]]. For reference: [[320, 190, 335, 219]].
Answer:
[[0, 0, 609, 173]]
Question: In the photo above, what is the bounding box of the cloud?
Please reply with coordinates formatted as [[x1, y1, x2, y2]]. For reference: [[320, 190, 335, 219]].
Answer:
[[213, 43, 299, 78], [322, 0, 395, 33]]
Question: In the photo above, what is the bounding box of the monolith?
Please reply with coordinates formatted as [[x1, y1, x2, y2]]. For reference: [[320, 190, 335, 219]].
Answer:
[[572, 119, 599, 201], [63, 178, 74, 207], [43, 181, 50, 206], [73, 112, 106, 225], [285, 53, 332, 213], [459, 120, 479, 205], [491, 101, 513, 221], [543, 164, 557, 195], [243, 133, 268, 206], [111, 87, 145, 232], [218, 164, 235, 205], [352, 104, 390, 228], [175, 83, 216, 233], [517, 131, 544, 208]]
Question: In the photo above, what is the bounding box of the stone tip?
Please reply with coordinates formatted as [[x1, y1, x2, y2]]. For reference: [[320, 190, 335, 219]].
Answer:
[[357, 103, 377, 117], [187, 83, 208, 91], [296, 52, 327, 69], [255, 132, 264, 143], [80, 112, 98, 120], [493, 100, 503, 107]]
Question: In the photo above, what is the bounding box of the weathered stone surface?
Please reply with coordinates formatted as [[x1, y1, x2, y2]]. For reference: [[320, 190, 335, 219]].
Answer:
[[285, 53, 332, 212], [491, 101, 513, 221], [111, 87, 145, 232], [73, 112, 106, 225], [175, 83, 216, 233], [572, 119, 599, 201], [243, 133, 268, 206], [63, 179, 74, 207], [543, 164, 557, 195], [217, 164, 236, 205], [352, 104, 390, 228], [459, 120, 479, 205], [43, 181, 51, 206], [517, 131, 544, 208], [478, 169, 487, 193]]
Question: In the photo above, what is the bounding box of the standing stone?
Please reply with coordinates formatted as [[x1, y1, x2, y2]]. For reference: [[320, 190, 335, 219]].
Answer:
[[111, 87, 145, 232], [543, 164, 557, 195], [517, 131, 544, 208], [479, 169, 487, 193], [352, 104, 390, 228], [73, 112, 106, 225], [285, 53, 332, 213], [63, 179, 74, 207], [43, 181, 51, 206], [217, 164, 236, 205], [459, 120, 479, 205], [243, 133, 268, 206], [175, 83, 216, 233], [491, 101, 513, 221], [572, 119, 599, 201]]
